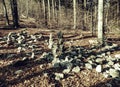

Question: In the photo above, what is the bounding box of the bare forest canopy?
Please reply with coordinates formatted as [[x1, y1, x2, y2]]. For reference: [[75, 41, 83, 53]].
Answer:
[[0, 0, 119, 31]]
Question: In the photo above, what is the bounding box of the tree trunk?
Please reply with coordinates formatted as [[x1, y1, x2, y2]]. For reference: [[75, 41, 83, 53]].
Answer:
[[91, 1, 94, 36], [73, 0, 77, 29], [45, 0, 48, 26], [58, 0, 61, 26], [94, 4, 97, 34], [2, 0, 9, 25], [117, 0, 120, 26], [105, 3, 110, 33], [84, 0, 86, 24], [52, 0, 55, 21], [47, 0, 50, 22], [98, 0, 104, 45], [42, 0, 45, 19], [10, 0, 19, 28], [26, 0, 29, 18], [65, 0, 68, 17]]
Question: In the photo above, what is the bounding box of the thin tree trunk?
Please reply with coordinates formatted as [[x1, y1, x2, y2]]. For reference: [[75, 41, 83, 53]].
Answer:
[[10, 0, 19, 28], [105, 3, 110, 33], [38, 0, 42, 19], [52, 0, 55, 21], [98, 0, 104, 45], [55, 0, 57, 20], [42, 0, 45, 19], [65, 1, 68, 17], [117, 0, 119, 26], [73, 0, 76, 29], [45, 0, 48, 26], [2, 0, 9, 25], [47, 0, 50, 22], [58, 0, 61, 26], [26, 0, 29, 18], [94, 4, 97, 34], [91, 9, 94, 36], [91, 2, 94, 36], [84, 0, 86, 24], [19, 0, 22, 17]]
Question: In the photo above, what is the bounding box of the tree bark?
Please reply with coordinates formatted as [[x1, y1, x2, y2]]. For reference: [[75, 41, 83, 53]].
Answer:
[[73, 0, 77, 29], [84, 0, 86, 24], [26, 0, 29, 18], [52, 0, 55, 21], [98, 0, 104, 45], [58, 0, 61, 26], [10, 0, 19, 28], [47, 0, 50, 22], [94, 4, 97, 34], [42, 0, 45, 19], [91, 1, 94, 36], [45, 0, 48, 26], [2, 0, 9, 25], [117, 0, 120, 26]]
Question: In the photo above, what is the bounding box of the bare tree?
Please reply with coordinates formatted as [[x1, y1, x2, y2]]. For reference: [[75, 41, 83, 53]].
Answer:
[[42, 0, 45, 18], [94, 1, 97, 34], [97, 0, 104, 45], [2, 0, 9, 25], [117, 0, 120, 26], [52, 0, 55, 21], [26, 0, 29, 18], [90, 1, 94, 36], [84, 0, 87, 24], [45, 0, 48, 26], [58, 0, 61, 26], [10, 0, 19, 28], [73, 0, 77, 29], [47, 0, 50, 22]]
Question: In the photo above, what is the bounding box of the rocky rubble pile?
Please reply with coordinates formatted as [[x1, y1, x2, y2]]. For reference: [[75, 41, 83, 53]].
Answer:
[[0, 31, 120, 82], [42, 32, 120, 80], [0, 29, 42, 58]]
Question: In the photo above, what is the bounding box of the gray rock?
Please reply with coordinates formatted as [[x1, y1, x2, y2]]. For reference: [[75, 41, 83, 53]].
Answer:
[[115, 54, 120, 58], [15, 70, 23, 75], [48, 33, 53, 49], [107, 56, 115, 61], [90, 55, 96, 59], [112, 44, 118, 48], [105, 83, 112, 87], [71, 51, 77, 56], [85, 63, 93, 69], [63, 68, 71, 74], [106, 52, 111, 55], [104, 45, 111, 49], [61, 62, 73, 69], [55, 73, 64, 80], [105, 64, 111, 69], [88, 60, 93, 64], [109, 69, 120, 78], [108, 61, 114, 66], [78, 54, 82, 58], [96, 55, 103, 58], [7, 54, 15, 58], [96, 65, 102, 72], [113, 63, 120, 71], [53, 63, 61, 68], [103, 72, 110, 78], [101, 53, 106, 57], [43, 73, 48, 77], [95, 58, 103, 64], [72, 66, 80, 73]]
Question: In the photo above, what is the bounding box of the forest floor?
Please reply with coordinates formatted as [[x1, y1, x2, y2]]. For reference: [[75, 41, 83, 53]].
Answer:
[[0, 18, 120, 87]]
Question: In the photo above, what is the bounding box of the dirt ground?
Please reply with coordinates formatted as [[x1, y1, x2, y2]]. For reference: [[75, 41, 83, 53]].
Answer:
[[0, 19, 120, 87]]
